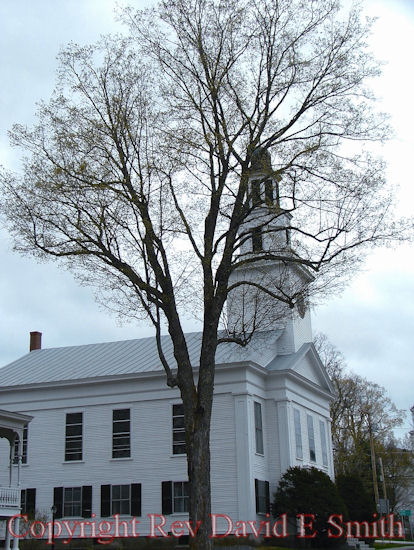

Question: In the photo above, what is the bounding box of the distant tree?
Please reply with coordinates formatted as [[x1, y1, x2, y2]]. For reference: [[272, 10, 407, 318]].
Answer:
[[1, 1, 409, 548], [379, 437, 414, 512], [315, 334, 409, 513], [273, 466, 347, 547]]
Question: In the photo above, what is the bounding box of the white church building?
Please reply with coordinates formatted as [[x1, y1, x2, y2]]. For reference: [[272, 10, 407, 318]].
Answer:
[[0, 154, 335, 543]]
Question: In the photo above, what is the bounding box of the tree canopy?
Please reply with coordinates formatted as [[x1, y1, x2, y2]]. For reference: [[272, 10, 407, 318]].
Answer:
[[0, 1, 409, 548]]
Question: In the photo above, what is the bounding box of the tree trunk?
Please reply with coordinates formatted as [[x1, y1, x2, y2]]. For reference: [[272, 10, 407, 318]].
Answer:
[[187, 413, 212, 550]]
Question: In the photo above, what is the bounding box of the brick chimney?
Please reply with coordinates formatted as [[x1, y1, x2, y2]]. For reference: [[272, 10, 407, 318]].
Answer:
[[30, 331, 42, 352]]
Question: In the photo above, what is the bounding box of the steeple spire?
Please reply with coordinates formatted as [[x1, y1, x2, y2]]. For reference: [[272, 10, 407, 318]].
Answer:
[[226, 149, 313, 352]]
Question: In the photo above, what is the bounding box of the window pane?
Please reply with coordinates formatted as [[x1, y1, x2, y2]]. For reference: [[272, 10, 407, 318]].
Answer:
[[307, 415, 316, 462], [172, 403, 186, 455], [113, 409, 130, 421], [173, 404, 184, 416], [320, 420, 328, 466], [65, 413, 83, 461], [67, 413, 82, 424], [112, 409, 131, 458], [254, 402, 264, 455], [294, 409, 303, 459], [173, 416, 184, 429], [173, 482, 189, 513]]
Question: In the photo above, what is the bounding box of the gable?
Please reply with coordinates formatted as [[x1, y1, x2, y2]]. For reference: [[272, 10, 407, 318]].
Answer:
[[266, 343, 334, 395], [294, 353, 325, 386]]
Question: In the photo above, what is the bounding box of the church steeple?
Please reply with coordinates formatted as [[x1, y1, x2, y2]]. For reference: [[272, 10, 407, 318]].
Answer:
[[226, 148, 313, 353]]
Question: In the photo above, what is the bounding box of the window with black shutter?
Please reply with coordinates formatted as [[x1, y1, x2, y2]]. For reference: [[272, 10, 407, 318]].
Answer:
[[162, 481, 172, 515], [255, 479, 270, 514], [21, 488, 36, 516], [100, 484, 141, 517], [101, 485, 111, 518], [54, 486, 92, 518], [53, 487, 63, 519], [82, 486, 92, 518], [162, 481, 189, 514], [130, 484, 141, 517]]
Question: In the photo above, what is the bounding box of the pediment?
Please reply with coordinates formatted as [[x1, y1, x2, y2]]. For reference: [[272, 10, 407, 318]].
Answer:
[[266, 343, 334, 395]]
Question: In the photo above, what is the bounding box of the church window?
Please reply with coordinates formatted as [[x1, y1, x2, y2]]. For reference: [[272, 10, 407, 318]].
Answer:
[[65, 412, 83, 461], [251, 180, 262, 206], [100, 484, 141, 517], [20, 488, 36, 516], [172, 403, 186, 455], [53, 485, 92, 518], [320, 420, 328, 467], [251, 227, 263, 252], [307, 414, 316, 462], [162, 481, 189, 514], [112, 408, 131, 458], [254, 401, 264, 455], [255, 479, 270, 514], [264, 179, 274, 204], [294, 409, 303, 459]]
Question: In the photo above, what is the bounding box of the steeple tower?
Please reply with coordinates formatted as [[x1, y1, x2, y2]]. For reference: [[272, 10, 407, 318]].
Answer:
[[226, 148, 313, 353]]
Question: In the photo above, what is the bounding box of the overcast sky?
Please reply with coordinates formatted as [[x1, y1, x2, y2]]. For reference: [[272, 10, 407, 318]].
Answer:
[[0, 0, 413, 436]]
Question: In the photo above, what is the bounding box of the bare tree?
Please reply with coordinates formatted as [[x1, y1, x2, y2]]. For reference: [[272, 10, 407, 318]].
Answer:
[[0, 1, 409, 548], [314, 334, 410, 511]]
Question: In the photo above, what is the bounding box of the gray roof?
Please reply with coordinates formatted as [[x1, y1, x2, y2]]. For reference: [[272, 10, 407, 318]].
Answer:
[[0, 330, 282, 387]]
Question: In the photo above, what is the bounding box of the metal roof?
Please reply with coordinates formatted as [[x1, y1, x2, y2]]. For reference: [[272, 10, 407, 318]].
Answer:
[[0, 330, 282, 387]]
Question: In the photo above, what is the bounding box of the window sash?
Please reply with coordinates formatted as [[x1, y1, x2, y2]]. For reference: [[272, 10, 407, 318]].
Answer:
[[307, 414, 316, 462], [173, 482, 189, 513], [294, 409, 303, 459], [113, 409, 131, 458], [111, 484, 131, 515], [65, 413, 83, 461], [172, 404, 186, 455], [254, 402, 264, 455], [320, 420, 328, 466], [255, 480, 269, 514], [63, 487, 82, 517]]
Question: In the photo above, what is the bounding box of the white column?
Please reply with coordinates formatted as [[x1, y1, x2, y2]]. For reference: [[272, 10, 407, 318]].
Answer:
[[5, 519, 11, 550], [12, 517, 20, 550], [234, 394, 254, 521], [276, 400, 292, 476], [16, 434, 22, 488]]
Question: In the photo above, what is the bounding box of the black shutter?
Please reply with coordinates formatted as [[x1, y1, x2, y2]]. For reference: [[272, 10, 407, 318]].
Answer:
[[254, 479, 259, 514], [53, 487, 63, 519], [26, 488, 36, 516], [162, 481, 172, 515], [131, 484, 141, 517], [82, 486, 92, 518], [101, 485, 111, 517], [265, 481, 270, 514]]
